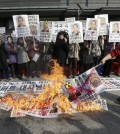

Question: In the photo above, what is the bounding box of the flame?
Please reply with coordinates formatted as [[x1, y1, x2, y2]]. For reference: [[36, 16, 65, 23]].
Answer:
[[42, 60, 65, 83], [76, 100, 102, 112], [0, 60, 104, 116]]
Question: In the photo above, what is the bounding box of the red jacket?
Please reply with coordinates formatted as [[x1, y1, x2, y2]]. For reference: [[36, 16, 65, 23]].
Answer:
[[110, 46, 120, 58]]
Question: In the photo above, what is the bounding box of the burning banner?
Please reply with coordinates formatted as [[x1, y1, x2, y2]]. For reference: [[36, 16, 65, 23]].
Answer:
[[0, 61, 109, 118]]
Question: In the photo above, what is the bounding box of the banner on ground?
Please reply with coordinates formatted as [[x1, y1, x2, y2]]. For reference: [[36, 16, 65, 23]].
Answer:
[[13, 15, 30, 37], [0, 81, 51, 97], [68, 21, 83, 43], [63, 67, 106, 103], [40, 21, 52, 42], [101, 78, 120, 91], [109, 21, 120, 42], [84, 18, 100, 40], [95, 14, 108, 35], [28, 15, 40, 36]]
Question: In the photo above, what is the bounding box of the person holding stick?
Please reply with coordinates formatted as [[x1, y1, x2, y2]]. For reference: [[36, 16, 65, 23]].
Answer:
[[101, 45, 120, 103]]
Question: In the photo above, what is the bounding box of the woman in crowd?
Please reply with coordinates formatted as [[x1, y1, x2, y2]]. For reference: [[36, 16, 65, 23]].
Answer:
[[68, 42, 80, 78], [54, 31, 69, 67], [102, 36, 114, 77], [91, 40, 101, 66], [80, 40, 93, 73], [27, 39, 41, 78], [16, 37, 30, 80], [0, 39, 9, 80], [5, 36, 17, 78]]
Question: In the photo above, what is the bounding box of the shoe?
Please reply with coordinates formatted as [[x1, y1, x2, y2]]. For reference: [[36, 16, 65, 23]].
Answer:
[[13, 75, 16, 79], [18, 76, 22, 80], [117, 97, 120, 103], [8, 77, 13, 80], [102, 74, 106, 77], [31, 75, 34, 78]]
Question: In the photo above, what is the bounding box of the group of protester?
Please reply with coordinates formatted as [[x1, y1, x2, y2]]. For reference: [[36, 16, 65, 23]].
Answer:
[[54, 31, 120, 78], [0, 31, 120, 81], [0, 36, 50, 80]]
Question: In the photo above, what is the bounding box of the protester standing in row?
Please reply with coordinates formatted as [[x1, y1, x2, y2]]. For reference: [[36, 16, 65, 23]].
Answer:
[[91, 40, 101, 66], [5, 36, 17, 78], [68, 42, 80, 77], [16, 37, 30, 80], [28, 40, 41, 78], [54, 32, 69, 68], [0, 39, 9, 79], [80, 41, 93, 73]]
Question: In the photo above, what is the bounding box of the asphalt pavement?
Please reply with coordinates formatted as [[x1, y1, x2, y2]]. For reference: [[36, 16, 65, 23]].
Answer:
[[0, 76, 120, 134]]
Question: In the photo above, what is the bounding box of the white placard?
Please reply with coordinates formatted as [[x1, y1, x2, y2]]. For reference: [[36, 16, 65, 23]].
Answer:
[[28, 15, 40, 36], [68, 21, 83, 43], [84, 18, 100, 41], [13, 15, 30, 37], [95, 14, 108, 35], [109, 21, 120, 42]]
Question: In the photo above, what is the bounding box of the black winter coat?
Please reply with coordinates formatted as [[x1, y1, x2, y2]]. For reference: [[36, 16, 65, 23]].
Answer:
[[80, 44, 93, 65], [0, 43, 8, 69], [54, 39, 69, 65]]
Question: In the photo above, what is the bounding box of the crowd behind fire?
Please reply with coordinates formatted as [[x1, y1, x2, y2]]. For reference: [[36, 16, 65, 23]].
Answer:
[[0, 30, 120, 80]]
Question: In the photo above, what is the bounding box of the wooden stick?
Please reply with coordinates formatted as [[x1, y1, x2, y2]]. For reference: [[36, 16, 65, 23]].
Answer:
[[94, 63, 102, 68]]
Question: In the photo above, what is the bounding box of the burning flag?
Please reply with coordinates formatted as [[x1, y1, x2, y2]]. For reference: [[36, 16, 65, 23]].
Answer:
[[0, 60, 107, 118]]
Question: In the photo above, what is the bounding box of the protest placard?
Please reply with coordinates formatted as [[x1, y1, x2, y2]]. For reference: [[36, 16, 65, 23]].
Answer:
[[80, 20, 86, 33], [84, 18, 100, 41], [40, 21, 52, 42], [68, 21, 83, 43], [65, 17, 75, 23], [51, 21, 68, 42], [0, 27, 5, 33], [28, 15, 40, 36], [109, 21, 120, 42], [95, 14, 108, 35], [13, 15, 30, 37]]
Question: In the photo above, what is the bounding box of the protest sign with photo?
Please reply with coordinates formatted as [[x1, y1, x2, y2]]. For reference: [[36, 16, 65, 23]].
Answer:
[[28, 15, 40, 36], [84, 18, 100, 41], [40, 21, 52, 42], [109, 21, 120, 42], [95, 14, 108, 35], [13, 15, 30, 37], [65, 17, 75, 23], [68, 21, 83, 43], [51, 21, 68, 42]]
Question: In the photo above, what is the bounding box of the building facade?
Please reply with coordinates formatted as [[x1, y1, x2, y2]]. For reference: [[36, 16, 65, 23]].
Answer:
[[0, 0, 120, 31]]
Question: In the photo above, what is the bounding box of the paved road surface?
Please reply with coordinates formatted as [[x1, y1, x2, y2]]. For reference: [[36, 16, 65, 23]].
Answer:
[[0, 76, 120, 134]]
